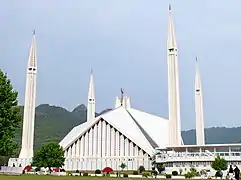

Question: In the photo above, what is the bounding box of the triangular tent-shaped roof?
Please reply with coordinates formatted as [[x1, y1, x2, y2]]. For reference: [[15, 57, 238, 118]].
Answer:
[[60, 106, 169, 155]]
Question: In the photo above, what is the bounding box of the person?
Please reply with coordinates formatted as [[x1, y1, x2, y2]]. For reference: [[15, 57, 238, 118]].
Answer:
[[226, 173, 230, 180], [234, 165, 240, 180], [229, 165, 234, 179]]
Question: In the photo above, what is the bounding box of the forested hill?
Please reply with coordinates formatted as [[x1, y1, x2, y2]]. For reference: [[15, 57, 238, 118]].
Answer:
[[14, 104, 241, 152]]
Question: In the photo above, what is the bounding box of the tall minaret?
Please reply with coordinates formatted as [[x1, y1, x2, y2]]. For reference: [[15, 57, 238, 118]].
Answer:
[[167, 5, 182, 146], [87, 69, 95, 122], [195, 57, 205, 145], [19, 31, 37, 159]]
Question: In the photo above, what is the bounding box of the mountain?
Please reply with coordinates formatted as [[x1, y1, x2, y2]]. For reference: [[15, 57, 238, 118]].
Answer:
[[14, 104, 241, 153], [15, 104, 87, 152], [182, 127, 241, 145]]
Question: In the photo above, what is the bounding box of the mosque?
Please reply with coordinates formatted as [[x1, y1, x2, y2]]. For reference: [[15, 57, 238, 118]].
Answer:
[[8, 5, 241, 174], [58, 5, 184, 171]]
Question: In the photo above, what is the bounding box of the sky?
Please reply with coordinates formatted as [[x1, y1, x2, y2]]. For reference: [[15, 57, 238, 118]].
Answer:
[[0, 0, 241, 130]]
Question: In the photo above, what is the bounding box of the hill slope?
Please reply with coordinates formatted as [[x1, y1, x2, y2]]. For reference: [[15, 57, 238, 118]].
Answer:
[[14, 104, 241, 152]]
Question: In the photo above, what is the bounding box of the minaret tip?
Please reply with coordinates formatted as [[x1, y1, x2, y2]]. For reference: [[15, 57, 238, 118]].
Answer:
[[33, 30, 35, 35], [196, 56, 198, 62], [90, 68, 93, 74], [169, 4, 171, 11]]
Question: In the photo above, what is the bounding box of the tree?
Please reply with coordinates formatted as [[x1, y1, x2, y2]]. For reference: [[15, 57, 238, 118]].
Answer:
[[31, 142, 65, 170], [0, 69, 21, 156], [120, 162, 126, 171], [211, 156, 228, 172]]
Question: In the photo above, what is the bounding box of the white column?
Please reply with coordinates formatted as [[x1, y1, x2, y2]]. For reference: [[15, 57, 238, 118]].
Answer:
[[72, 143, 76, 157], [106, 124, 111, 157], [120, 135, 125, 157], [139, 150, 144, 166], [102, 121, 106, 157], [70, 146, 73, 157], [80, 137, 84, 157], [129, 142, 133, 157], [116, 131, 120, 157], [111, 128, 115, 156], [89, 128, 93, 156], [93, 125, 97, 156], [124, 138, 129, 157], [67, 147, 71, 158], [97, 121, 102, 157], [76, 139, 80, 157], [84, 132, 89, 157], [64, 150, 67, 157], [135, 146, 139, 156]]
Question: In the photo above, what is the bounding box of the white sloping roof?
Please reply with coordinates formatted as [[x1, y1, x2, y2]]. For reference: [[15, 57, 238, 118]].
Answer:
[[60, 106, 169, 155], [127, 108, 169, 149], [59, 122, 89, 148], [97, 107, 155, 155]]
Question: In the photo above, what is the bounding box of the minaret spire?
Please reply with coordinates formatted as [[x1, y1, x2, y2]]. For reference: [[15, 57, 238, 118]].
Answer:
[[19, 32, 37, 160], [87, 69, 95, 122], [195, 57, 205, 145], [167, 5, 182, 146]]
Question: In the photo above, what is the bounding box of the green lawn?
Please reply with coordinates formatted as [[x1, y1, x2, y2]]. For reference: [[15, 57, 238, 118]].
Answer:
[[0, 175, 159, 180]]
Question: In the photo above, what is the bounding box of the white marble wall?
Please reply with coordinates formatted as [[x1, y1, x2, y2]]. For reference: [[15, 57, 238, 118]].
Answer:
[[8, 158, 32, 168], [63, 120, 151, 170]]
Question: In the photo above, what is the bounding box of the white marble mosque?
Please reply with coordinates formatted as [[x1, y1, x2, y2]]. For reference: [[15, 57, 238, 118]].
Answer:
[[11, 5, 240, 173]]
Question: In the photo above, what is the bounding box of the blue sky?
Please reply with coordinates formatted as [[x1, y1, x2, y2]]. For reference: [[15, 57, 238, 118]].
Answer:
[[0, 0, 241, 130]]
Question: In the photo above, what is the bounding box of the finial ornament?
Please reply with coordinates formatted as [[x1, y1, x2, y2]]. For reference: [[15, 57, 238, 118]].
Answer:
[[91, 68, 93, 74], [120, 88, 124, 106], [169, 4, 171, 11], [196, 56, 198, 61], [33, 30, 35, 35]]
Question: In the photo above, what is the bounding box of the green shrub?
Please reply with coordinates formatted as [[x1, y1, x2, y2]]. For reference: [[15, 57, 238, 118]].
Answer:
[[76, 170, 79, 173], [184, 169, 199, 179], [133, 170, 138, 175], [172, 170, 178, 176], [184, 172, 192, 179], [95, 169, 101, 174], [190, 168, 199, 176], [142, 172, 150, 178], [123, 173, 128, 178], [83, 172, 88, 176], [156, 163, 165, 174], [152, 170, 158, 176], [35, 167, 40, 172], [166, 174, 172, 179], [138, 165, 145, 173]]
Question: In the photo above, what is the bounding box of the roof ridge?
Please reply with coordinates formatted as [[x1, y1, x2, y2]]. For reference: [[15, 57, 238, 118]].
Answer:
[[126, 110, 159, 148]]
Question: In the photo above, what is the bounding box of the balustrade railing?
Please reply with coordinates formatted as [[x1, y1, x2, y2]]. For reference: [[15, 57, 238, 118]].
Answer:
[[156, 151, 241, 163]]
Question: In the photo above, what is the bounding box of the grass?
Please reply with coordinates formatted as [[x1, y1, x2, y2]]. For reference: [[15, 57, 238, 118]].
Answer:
[[0, 175, 160, 180]]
